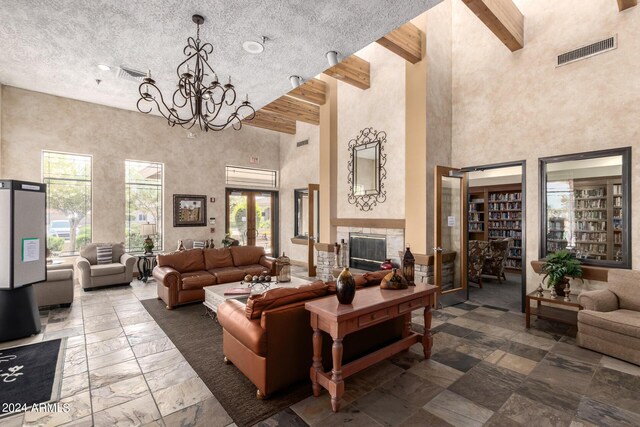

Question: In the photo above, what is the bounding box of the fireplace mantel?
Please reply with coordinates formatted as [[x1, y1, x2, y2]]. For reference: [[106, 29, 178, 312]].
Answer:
[[331, 218, 405, 229]]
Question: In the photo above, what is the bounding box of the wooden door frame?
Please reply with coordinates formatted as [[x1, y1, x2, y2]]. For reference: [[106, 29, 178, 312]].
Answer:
[[434, 166, 468, 304], [308, 184, 319, 276]]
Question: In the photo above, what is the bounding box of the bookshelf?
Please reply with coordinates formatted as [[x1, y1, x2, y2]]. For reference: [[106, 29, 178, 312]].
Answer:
[[545, 178, 622, 262], [468, 184, 522, 271], [468, 191, 487, 241]]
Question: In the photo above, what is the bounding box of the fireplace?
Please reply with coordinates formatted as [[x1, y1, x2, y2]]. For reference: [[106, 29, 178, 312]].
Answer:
[[349, 233, 387, 271]]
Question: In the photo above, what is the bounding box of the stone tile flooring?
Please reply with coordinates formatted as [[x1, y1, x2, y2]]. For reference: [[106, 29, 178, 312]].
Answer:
[[0, 280, 234, 427], [275, 303, 640, 427], [2, 277, 639, 427]]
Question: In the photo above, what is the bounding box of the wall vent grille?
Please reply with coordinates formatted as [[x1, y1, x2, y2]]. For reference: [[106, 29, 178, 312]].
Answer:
[[557, 35, 617, 67], [117, 66, 147, 83], [296, 139, 309, 147]]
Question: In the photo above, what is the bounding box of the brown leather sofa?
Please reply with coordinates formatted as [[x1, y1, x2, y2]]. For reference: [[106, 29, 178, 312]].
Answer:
[[217, 270, 405, 399], [153, 246, 275, 309]]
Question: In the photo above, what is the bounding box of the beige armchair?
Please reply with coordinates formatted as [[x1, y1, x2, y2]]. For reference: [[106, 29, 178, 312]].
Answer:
[[75, 243, 136, 290], [577, 269, 640, 365], [34, 263, 75, 308]]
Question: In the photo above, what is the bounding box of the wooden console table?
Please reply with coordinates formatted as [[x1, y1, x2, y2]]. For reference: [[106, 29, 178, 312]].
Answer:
[[525, 290, 582, 329], [305, 283, 437, 412]]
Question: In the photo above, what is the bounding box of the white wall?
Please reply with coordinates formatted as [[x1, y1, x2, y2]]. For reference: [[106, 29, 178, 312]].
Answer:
[[450, 0, 640, 291], [1, 86, 280, 252]]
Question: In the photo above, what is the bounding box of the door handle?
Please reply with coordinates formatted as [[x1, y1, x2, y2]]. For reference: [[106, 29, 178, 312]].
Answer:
[[433, 247, 443, 253]]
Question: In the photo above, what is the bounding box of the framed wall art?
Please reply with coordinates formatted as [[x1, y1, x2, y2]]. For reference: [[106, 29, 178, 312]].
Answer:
[[173, 194, 207, 227]]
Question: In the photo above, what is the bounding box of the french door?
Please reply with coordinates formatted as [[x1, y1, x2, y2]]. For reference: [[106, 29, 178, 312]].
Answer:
[[225, 189, 278, 256], [434, 166, 468, 307]]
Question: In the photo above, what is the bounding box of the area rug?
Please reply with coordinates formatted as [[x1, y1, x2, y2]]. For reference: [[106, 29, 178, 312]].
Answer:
[[0, 338, 65, 418], [141, 299, 312, 427]]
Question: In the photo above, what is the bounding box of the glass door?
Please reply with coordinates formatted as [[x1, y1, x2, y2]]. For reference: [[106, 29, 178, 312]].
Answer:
[[434, 166, 468, 307], [254, 192, 274, 255], [226, 189, 277, 255]]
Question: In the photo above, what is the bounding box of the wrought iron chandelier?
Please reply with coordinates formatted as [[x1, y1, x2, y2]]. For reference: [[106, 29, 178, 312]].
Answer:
[[136, 14, 256, 132]]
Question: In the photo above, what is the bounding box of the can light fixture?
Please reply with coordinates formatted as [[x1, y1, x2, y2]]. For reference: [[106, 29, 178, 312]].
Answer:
[[326, 51, 339, 67]]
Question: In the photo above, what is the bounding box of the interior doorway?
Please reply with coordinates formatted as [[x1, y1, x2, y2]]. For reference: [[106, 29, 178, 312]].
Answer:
[[225, 189, 278, 256], [464, 162, 526, 312]]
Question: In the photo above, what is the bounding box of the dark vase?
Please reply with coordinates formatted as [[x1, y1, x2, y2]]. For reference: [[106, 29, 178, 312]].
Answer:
[[554, 278, 570, 296], [380, 259, 394, 270], [336, 267, 356, 304]]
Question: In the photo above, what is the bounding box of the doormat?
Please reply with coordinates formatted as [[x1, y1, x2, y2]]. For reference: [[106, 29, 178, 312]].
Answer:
[[0, 338, 65, 418]]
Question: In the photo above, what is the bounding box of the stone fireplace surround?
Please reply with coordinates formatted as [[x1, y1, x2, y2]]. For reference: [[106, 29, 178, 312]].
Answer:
[[337, 226, 405, 267], [314, 225, 405, 282]]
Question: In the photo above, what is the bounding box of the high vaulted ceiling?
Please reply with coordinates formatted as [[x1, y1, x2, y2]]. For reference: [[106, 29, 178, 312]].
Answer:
[[0, 1, 441, 114]]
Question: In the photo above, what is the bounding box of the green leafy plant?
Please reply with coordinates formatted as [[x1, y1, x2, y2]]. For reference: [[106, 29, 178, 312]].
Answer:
[[47, 235, 65, 253], [541, 250, 583, 288]]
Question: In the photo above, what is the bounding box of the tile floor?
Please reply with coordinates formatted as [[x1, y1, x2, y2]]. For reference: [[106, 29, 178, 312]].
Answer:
[[1, 276, 639, 427], [266, 301, 640, 427], [1, 280, 234, 427]]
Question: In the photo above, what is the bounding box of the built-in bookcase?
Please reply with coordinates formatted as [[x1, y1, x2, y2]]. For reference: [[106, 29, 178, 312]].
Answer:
[[468, 183, 523, 271], [547, 178, 623, 261]]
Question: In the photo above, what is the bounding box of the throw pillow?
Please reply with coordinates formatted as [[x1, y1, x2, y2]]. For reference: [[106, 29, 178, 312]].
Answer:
[[193, 240, 205, 249], [96, 246, 113, 265]]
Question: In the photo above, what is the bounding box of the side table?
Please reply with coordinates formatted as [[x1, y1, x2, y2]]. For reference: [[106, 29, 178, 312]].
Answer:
[[136, 254, 157, 282], [526, 289, 582, 328], [305, 283, 437, 412]]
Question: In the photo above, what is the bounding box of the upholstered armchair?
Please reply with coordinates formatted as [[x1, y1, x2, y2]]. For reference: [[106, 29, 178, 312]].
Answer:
[[468, 240, 489, 288], [75, 242, 136, 290], [482, 238, 510, 283], [577, 269, 640, 365]]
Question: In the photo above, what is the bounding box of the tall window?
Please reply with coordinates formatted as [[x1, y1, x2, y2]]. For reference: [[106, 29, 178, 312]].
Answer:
[[42, 151, 92, 256], [125, 160, 163, 252]]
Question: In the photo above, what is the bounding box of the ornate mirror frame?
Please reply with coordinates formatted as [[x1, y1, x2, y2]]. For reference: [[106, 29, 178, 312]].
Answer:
[[347, 127, 387, 212]]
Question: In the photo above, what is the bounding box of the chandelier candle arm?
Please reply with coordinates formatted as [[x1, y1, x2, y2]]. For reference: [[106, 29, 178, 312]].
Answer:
[[136, 14, 255, 132]]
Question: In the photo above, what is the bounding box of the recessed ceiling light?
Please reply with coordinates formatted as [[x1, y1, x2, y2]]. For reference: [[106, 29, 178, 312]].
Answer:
[[243, 39, 265, 54], [97, 64, 111, 71]]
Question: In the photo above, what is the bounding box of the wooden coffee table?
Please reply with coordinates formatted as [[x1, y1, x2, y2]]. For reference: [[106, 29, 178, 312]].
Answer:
[[525, 289, 583, 329], [305, 283, 437, 412], [203, 276, 310, 315]]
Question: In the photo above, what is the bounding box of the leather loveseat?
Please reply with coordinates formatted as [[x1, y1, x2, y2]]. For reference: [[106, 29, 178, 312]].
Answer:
[[577, 269, 640, 365], [217, 270, 405, 399], [153, 246, 276, 309]]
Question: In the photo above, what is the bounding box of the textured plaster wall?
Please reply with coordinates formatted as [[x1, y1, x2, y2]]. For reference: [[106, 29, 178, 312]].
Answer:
[[336, 43, 406, 219], [424, 1, 453, 252], [450, 0, 640, 292], [0, 85, 2, 177], [1, 86, 280, 251], [279, 122, 320, 263]]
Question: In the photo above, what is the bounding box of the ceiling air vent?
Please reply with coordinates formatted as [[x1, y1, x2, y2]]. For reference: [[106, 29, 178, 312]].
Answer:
[[296, 139, 309, 147], [556, 35, 617, 67], [117, 66, 147, 83]]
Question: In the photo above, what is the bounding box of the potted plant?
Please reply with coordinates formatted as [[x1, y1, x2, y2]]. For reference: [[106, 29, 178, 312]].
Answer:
[[540, 249, 583, 295]]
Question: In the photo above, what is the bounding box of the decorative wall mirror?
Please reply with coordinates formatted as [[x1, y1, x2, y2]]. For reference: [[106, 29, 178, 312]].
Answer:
[[539, 147, 631, 268], [347, 127, 387, 211]]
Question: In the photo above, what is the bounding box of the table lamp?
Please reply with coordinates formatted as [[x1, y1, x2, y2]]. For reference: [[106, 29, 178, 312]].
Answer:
[[141, 223, 157, 254]]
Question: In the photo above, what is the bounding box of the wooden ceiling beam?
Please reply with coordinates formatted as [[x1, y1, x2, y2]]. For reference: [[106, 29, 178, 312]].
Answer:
[[262, 95, 320, 125], [463, 0, 524, 52], [617, 0, 637, 11], [287, 78, 327, 105], [376, 22, 423, 64], [323, 55, 370, 90], [243, 110, 296, 134]]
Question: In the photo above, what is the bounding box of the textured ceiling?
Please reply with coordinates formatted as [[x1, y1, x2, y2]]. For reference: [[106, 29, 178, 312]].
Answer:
[[0, 0, 441, 114]]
